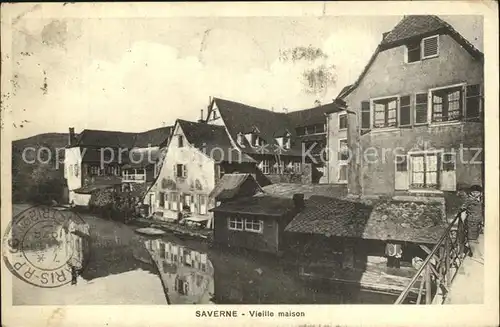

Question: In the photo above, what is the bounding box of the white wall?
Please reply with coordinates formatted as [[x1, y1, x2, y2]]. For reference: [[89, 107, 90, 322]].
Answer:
[[326, 111, 348, 183], [64, 147, 83, 191], [148, 123, 216, 222]]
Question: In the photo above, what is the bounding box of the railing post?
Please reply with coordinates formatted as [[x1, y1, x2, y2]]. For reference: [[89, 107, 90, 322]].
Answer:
[[425, 264, 432, 304], [445, 235, 451, 288]]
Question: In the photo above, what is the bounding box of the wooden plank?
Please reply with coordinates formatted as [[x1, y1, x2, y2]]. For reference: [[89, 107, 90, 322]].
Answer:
[[425, 265, 432, 304], [416, 273, 425, 304], [445, 235, 451, 287]]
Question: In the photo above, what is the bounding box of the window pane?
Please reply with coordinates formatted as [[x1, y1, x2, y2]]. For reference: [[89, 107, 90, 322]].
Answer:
[[408, 45, 421, 62], [396, 155, 407, 171], [339, 114, 347, 129]]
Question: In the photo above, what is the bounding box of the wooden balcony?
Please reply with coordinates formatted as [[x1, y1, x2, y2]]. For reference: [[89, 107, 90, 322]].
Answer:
[[122, 173, 146, 183]]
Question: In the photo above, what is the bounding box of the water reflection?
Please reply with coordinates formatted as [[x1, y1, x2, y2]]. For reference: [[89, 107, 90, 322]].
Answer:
[[145, 239, 215, 304]]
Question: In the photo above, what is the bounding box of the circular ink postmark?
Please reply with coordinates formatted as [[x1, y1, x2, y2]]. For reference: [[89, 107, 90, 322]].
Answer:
[[2, 205, 91, 288]]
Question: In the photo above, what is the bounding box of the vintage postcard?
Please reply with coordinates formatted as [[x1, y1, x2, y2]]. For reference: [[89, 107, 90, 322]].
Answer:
[[1, 1, 498, 327]]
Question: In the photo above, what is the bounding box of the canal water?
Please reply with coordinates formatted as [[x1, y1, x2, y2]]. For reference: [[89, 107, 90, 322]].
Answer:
[[11, 205, 397, 305]]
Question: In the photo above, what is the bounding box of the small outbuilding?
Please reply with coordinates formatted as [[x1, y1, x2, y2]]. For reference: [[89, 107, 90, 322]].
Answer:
[[210, 193, 304, 254]]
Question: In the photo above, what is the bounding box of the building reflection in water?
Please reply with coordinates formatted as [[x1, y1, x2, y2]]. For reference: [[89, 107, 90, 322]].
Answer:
[[145, 239, 215, 304]]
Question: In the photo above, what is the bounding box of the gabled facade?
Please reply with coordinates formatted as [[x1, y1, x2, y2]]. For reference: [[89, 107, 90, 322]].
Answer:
[[144, 119, 257, 227], [329, 15, 484, 197], [64, 126, 172, 206], [205, 97, 341, 184]]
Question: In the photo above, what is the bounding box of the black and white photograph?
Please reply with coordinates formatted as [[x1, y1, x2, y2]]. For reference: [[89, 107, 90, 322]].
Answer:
[[1, 2, 498, 327]]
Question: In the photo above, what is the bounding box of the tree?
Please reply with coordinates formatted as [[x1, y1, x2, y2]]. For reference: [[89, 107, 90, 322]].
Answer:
[[279, 45, 336, 96]]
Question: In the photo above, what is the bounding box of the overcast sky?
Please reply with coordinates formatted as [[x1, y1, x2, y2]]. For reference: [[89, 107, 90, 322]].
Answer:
[[4, 5, 483, 140]]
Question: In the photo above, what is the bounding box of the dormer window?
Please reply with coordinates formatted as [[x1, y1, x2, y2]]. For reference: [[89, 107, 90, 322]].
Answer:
[[276, 135, 291, 150], [245, 133, 262, 147], [237, 133, 245, 146], [284, 137, 291, 150], [406, 35, 439, 63]]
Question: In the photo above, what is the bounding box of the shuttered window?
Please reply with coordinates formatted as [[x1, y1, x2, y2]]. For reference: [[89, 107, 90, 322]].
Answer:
[[361, 101, 371, 134], [415, 93, 428, 124], [422, 35, 439, 58], [373, 97, 397, 128], [396, 155, 408, 172], [339, 113, 348, 130], [159, 192, 165, 208], [465, 84, 482, 120], [442, 153, 456, 171], [431, 86, 463, 122], [410, 153, 440, 189], [399, 95, 411, 126]]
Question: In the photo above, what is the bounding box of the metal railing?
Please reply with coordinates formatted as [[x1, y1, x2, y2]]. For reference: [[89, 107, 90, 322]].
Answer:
[[394, 209, 470, 304]]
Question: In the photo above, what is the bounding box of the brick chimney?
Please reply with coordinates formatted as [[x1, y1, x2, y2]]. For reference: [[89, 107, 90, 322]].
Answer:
[[293, 193, 305, 211], [68, 127, 75, 146]]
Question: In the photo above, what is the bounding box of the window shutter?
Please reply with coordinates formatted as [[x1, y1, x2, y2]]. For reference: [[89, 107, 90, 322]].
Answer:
[[465, 84, 482, 120], [173, 164, 177, 177], [440, 153, 456, 191], [394, 155, 409, 190], [415, 93, 428, 124], [182, 165, 187, 177], [422, 36, 439, 58], [190, 194, 195, 213], [399, 95, 411, 126], [361, 101, 371, 135]]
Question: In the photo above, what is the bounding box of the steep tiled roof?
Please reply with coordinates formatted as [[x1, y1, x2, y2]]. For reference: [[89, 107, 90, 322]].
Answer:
[[210, 194, 294, 217], [177, 119, 255, 163], [212, 97, 341, 156], [286, 102, 340, 127], [209, 173, 263, 200], [122, 148, 160, 169], [381, 15, 447, 46], [213, 98, 294, 154], [81, 147, 127, 163], [342, 15, 483, 99], [75, 126, 173, 149], [75, 130, 137, 148], [133, 126, 173, 148], [285, 196, 447, 244]]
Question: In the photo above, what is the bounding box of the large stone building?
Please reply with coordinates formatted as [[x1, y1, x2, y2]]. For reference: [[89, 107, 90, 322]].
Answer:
[[328, 15, 484, 196]]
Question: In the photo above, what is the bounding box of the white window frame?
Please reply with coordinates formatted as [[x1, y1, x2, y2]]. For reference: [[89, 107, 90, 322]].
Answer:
[[338, 138, 349, 163], [284, 137, 291, 150], [228, 217, 244, 231], [338, 112, 348, 130], [237, 133, 245, 147], [421, 35, 440, 60], [244, 219, 263, 233], [370, 95, 400, 130], [170, 192, 179, 211], [407, 149, 443, 191], [414, 92, 429, 125], [262, 160, 270, 175], [198, 194, 208, 215], [293, 161, 302, 174], [428, 83, 466, 125]]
